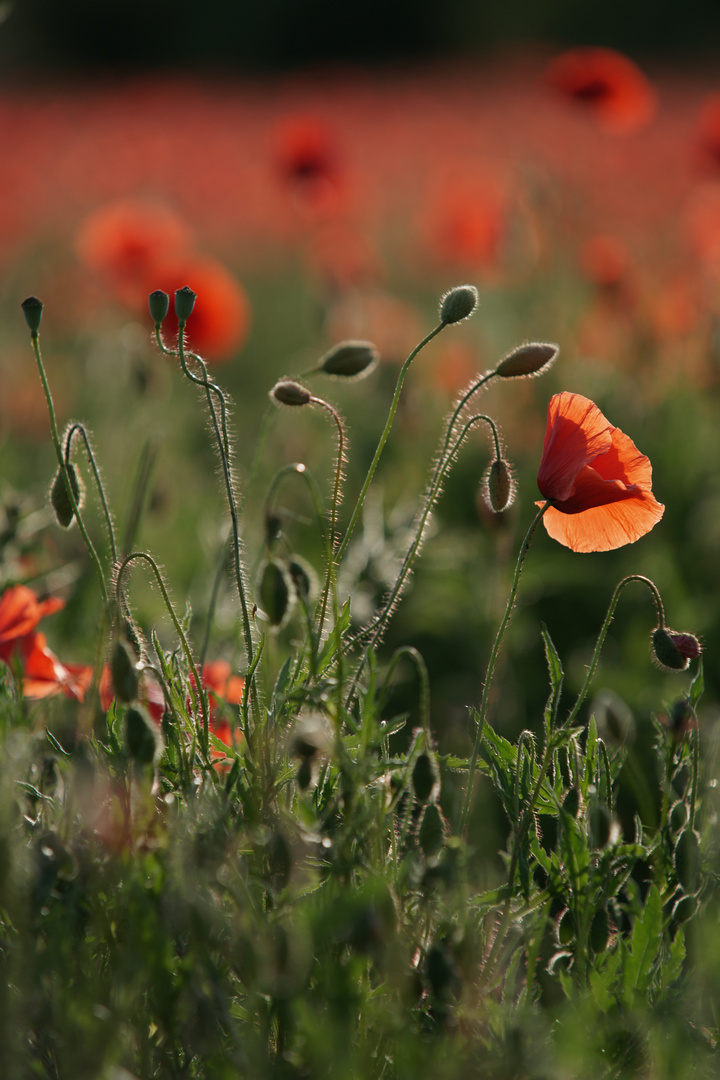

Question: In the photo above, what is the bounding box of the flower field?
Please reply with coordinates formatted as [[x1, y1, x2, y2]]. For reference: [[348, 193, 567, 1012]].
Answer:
[[1, 47, 720, 1078]]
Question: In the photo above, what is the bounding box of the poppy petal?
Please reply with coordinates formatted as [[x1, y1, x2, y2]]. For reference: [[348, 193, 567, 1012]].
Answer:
[[537, 393, 613, 502], [542, 493, 664, 552]]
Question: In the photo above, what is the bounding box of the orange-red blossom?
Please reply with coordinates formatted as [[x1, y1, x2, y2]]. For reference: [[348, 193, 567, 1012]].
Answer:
[[537, 392, 664, 553]]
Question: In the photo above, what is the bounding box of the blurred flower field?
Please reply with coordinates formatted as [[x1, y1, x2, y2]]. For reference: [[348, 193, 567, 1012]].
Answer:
[[2, 46, 720, 1078]]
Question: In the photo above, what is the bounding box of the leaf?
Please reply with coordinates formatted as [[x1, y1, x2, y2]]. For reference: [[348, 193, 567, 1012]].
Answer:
[[660, 926, 686, 990], [541, 622, 564, 739], [316, 599, 351, 673], [589, 945, 622, 1012], [622, 884, 663, 1004], [689, 658, 704, 710]]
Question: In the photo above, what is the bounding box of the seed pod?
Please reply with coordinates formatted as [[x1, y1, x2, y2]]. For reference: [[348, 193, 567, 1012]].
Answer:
[[21, 296, 44, 334], [258, 558, 295, 629], [110, 637, 140, 704], [148, 289, 170, 326], [50, 463, 84, 528], [412, 752, 439, 803], [174, 285, 197, 322], [125, 706, 163, 766], [674, 828, 701, 894], [589, 907, 610, 953], [484, 457, 515, 513], [270, 380, 312, 407], [495, 342, 558, 379], [418, 803, 446, 858], [439, 284, 479, 325], [318, 340, 379, 379]]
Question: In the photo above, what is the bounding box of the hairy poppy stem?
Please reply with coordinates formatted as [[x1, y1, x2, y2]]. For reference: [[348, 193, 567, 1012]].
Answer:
[[65, 423, 118, 566], [335, 322, 445, 563], [461, 501, 550, 834], [564, 574, 666, 727], [29, 332, 109, 607], [116, 551, 210, 746]]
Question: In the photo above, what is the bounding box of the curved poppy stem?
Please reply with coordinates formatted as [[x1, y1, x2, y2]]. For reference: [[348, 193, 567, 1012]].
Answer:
[[335, 322, 445, 564], [564, 574, 665, 728], [65, 423, 117, 566], [29, 332, 109, 607], [461, 501, 550, 834]]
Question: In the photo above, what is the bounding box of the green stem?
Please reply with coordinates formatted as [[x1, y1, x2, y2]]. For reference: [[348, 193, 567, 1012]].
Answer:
[[461, 502, 549, 833], [335, 322, 445, 563], [30, 333, 109, 606], [116, 551, 210, 743], [65, 423, 117, 565], [565, 574, 665, 728]]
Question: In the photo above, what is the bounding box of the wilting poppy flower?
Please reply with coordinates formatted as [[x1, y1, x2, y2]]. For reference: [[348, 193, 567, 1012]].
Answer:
[[537, 392, 664, 552], [545, 48, 657, 133], [147, 255, 251, 362]]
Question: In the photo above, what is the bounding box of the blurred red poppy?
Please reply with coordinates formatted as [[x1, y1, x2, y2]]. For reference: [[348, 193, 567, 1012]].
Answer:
[[75, 199, 191, 304], [147, 255, 251, 362], [545, 48, 656, 133], [537, 392, 664, 552], [273, 115, 343, 217], [697, 95, 720, 171]]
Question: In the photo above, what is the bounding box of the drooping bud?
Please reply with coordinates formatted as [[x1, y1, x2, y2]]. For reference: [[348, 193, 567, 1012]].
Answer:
[[589, 907, 611, 953], [148, 289, 170, 327], [495, 342, 558, 379], [21, 296, 44, 335], [174, 285, 197, 323], [483, 457, 515, 513], [318, 340, 379, 379], [110, 637, 140, 704], [412, 752, 439, 803], [288, 556, 316, 602], [270, 380, 312, 407], [651, 627, 701, 672], [439, 284, 479, 325], [125, 706, 163, 767], [50, 463, 84, 528], [418, 802, 446, 859], [258, 558, 295, 629]]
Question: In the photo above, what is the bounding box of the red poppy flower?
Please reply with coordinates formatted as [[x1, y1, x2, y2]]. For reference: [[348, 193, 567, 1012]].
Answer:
[[537, 392, 664, 552], [23, 633, 93, 701], [146, 255, 251, 362], [544, 48, 656, 134], [273, 115, 343, 217], [0, 584, 64, 661], [75, 199, 191, 303]]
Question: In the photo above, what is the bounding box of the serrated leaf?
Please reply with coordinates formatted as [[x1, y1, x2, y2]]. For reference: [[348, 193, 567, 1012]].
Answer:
[[589, 945, 622, 1012], [660, 925, 686, 989], [316, 599, 351, 673], [622, 884, 662, 1004], [689, 658, 704, 710], [541, 622, 564, 740]]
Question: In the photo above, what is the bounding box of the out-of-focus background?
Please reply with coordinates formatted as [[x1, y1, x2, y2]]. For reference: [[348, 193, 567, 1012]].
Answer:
[[1, 0, 718, 798]]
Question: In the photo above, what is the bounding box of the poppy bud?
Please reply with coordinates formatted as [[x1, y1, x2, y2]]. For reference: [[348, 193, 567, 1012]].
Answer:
[[589, 906, 611, 953], [125, 706, 163, 766], [110, 637, 140, 703], [412, 752, 439, 803], [562, 786, 580, 818], [148, 289, 170, 327], [288, 556, 316, 602], [418, 803, 446, 858], [50, 463, 84, 528], [495, 342, 558, 379], [22, 296, 44, 335], [588, 802, 612, 849], [556, 908, 575, 946], [318, 340, 379, 379], [439, 284, 479, 325], [674, 827, 701, 894], [174, 285, 197, 323], [483, 457, 515, 513], [651, 627, 700, 671], [258, 558, 295, 629], [270, 380, 312, 407]]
